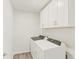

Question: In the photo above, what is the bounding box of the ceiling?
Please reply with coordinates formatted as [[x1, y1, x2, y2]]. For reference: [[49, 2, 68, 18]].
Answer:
[[11, 0, 50, 12]]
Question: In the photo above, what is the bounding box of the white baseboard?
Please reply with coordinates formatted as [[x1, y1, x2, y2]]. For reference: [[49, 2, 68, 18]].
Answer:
[[12, 50, 30, 55]]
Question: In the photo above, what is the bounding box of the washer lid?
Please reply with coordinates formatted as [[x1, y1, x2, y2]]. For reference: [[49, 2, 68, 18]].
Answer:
[[35, 40, 60, 51]]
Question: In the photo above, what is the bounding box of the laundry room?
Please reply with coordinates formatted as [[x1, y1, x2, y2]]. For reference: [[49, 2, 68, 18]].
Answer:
[[3, 0, 75, 59]]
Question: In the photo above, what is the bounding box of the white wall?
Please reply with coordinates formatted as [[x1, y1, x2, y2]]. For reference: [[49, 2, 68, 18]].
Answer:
[[42, 28, 75, 49], [42, 28, 75, 59], [3, 0, 13, 59], [13, 10, 41, 54]]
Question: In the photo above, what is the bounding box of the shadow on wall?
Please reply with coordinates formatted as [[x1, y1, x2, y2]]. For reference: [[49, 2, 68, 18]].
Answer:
[[67, 52, 74, 59]]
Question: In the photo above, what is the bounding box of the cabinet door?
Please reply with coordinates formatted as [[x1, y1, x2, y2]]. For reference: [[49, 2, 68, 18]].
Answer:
[[40, 4, 49, 28], [57, 0, 68, 26], [40, 9, 45, 28], [48, 0, 58, 27]]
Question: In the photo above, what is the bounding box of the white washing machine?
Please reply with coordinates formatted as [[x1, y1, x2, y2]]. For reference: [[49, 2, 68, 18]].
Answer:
[[31, 39, 66, 59]]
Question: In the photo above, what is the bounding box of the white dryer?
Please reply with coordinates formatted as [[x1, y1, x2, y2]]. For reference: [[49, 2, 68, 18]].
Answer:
[[31, 39, 66, 59]]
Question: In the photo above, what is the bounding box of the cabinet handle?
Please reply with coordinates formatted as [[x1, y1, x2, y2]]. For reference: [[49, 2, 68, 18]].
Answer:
[[3, 53, 7, 57], [54, 21, 57, 25]]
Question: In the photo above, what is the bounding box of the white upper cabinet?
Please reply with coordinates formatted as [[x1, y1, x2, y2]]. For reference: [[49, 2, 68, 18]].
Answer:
[[40, 0, 75, 28], [40, 4, 49, 28]]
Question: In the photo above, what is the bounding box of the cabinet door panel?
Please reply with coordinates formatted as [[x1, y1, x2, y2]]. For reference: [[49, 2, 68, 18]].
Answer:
[[57, 0, 68, 26], [44, 6, 49, 28], [48, 0, 58, 27], [40, 10, 44, 28], [40, 4, 49, 28]]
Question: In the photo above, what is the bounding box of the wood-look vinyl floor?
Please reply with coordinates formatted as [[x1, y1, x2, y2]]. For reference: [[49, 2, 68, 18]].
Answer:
[[13, 52, 33, 59]]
